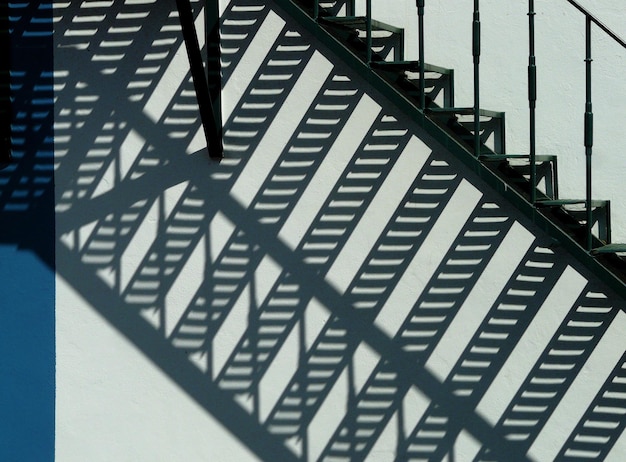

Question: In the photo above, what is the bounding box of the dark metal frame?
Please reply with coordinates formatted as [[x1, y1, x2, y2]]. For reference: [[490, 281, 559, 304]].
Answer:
[[175, 0, 223, 159], [274, 0, 626, 297]]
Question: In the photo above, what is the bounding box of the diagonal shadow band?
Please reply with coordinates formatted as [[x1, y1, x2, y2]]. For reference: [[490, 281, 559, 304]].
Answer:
[[55, 242, 301, 462], [49, 3, 531, 458], [53, 113, 533, 460], [214, 188, 532, 462], [55, 160, 532, 461]]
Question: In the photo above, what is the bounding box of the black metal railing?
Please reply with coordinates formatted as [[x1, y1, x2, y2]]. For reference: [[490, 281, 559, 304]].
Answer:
[[472, 0, 481, 158], [311, 0, 625, 253], [558, 0, 625, 250], [528, 0, 537, 204]]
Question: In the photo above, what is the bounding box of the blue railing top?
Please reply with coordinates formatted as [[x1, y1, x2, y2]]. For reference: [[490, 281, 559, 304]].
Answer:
[[565, 0, 626, 48]]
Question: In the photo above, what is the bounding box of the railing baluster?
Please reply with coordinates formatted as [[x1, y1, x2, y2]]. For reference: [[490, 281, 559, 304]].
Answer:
[[528, 0, 537, 203], [473, 0, 481, 156], [585, 16, 594, 251], [314, 0, 319, 20], [417, 0, 425, 109], [347, 0, 355, 16], [366, 0, 372, 64]]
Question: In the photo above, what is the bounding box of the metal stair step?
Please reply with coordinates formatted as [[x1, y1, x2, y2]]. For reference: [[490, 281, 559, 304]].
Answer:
[[536, 199, 608, 207], [478, 153, 556, 163], [319, 16, 403, 34], [591, 243, 626, 255], [370, 60, 452, 75], [479, 154, 559, 200]]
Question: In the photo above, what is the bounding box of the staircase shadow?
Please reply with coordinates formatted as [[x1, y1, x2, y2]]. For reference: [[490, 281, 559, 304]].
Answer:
[[4, 0, 625, 461]]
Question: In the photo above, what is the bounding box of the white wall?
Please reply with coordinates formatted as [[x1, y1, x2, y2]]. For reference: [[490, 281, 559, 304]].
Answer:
[[371, 0, 626, 242], [52, 1, 626, 461]]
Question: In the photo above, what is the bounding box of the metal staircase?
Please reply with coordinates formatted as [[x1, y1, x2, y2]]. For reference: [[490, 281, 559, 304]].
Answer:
[[272, 0, 626, 296]]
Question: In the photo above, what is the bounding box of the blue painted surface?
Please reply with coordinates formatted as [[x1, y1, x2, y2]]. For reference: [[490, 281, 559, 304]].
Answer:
[[0, 2, 55, 460], [0, 245, 55, 461]]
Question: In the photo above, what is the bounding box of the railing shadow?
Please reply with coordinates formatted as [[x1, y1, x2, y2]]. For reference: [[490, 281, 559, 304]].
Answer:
[[4, 0, 626, 460]]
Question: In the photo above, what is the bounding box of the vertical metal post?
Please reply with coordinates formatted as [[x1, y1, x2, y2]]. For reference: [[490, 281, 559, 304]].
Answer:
[[314, 0, 319, 20], [528, 0, 537, 203], [417, 0, 425, 109], [473, 0, 481, 156], [585, 16, 594, 251], [347, 0, 355, 16], [176, 0, 222, 158], [206, 0, 223, 158], [366, 0, 372, 64]]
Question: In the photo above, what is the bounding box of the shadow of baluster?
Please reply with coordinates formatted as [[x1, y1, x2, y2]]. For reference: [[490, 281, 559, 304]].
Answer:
[[215, 113, 412, 399], [400, 244, 568, 461], [220, 1, 272, 85], [169, 70, 363, 371], [476, 288, 617, 461], [557, 351, 626, 460], [318, 199, 516, 460], [262, 155, 464, 449]]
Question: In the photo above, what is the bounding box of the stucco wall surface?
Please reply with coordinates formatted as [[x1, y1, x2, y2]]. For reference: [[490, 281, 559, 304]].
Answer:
[[44, 0, 626, 461]]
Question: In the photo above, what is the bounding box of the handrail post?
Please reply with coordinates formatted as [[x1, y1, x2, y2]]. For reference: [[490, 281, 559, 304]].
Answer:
[[347, 0, 355, 16], [417, 0, 425, 109], [585, 16, 594, 251], [206, 0, 224, 158], [528, 0, 537, 203], [473, 0, 481, 156], [366, 0, 372, 64]]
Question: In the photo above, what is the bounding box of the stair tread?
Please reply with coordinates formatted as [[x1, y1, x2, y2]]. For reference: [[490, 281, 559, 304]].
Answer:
[[319, 16, 403, 33], [370, 60, 453, 75], [479, 153, 557, 162], [284, 0, 626, 292], [428, 107, 504, 118], [592, 243, 626, 254], [537, 199, 609, 207]]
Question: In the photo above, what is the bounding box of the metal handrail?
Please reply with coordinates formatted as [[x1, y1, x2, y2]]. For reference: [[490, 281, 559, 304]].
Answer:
[[312, 1, 625, 251], [417, 0, 425, 109], [561, 0, 626, 250], [472, 0, 481, 157], [528, 0, 537, 203], [565, 0, 626, 49], [366, 0, 372, 64]]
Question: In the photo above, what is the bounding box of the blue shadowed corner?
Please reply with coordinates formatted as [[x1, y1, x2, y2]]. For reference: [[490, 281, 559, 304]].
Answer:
[[0, 1, 55, 460]]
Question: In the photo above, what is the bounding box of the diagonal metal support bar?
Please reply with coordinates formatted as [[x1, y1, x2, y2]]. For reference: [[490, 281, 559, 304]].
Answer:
[[175, 0, 223, 159]]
